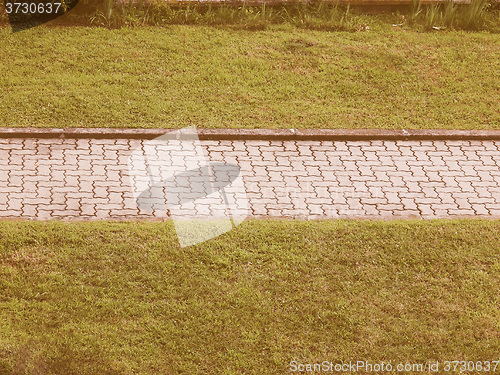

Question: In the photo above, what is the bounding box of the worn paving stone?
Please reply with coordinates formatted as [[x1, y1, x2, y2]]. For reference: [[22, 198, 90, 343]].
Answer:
[[0, 138, 499, 220]]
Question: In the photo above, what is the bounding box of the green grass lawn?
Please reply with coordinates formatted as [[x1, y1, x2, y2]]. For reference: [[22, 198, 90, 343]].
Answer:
[[1, 25, 499, 130], [0, 220, 499, 374]]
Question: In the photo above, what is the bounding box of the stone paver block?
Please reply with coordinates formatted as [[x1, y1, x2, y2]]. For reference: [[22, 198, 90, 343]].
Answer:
[[0, 138, 498, 220]]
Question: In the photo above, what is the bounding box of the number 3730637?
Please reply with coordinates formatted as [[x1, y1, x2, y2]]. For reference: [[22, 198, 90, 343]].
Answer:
[[443, 361, 500, 372], [5, 2, 62, 14]]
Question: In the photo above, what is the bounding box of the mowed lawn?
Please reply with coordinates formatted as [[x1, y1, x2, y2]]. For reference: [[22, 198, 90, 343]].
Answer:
[[0, 220, 499, 374], [1, 25, 499, 130]]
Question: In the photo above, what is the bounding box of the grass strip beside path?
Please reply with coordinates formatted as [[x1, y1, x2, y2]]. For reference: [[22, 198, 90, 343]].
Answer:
[[0, 219, 499, 374], [1, 26, 499, 130]]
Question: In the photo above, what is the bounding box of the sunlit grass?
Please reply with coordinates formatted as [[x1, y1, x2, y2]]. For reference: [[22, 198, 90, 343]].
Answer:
[[0, 219, 499, 374], [1, 25, 499, 130]]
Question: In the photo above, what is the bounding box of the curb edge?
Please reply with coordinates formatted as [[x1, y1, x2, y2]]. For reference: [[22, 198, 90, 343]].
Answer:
[[1, 128, 500, 140]]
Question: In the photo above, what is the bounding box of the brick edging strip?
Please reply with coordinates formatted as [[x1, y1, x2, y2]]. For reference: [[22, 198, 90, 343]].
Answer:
[[1, 128, 500, 140]]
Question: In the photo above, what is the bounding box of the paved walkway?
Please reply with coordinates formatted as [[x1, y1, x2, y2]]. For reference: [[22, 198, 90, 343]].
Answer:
[[1, 138, 500, 220]]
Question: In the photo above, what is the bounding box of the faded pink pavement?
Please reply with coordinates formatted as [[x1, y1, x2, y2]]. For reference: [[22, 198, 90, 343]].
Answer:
[[1, 137, 500, 220]]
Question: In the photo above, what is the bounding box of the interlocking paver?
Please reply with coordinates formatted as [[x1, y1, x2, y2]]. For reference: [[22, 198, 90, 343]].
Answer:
[[0, 138, 499, 220]]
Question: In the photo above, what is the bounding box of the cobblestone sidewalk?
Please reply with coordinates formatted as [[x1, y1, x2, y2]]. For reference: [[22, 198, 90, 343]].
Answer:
[[1, 138, 500, 220]]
